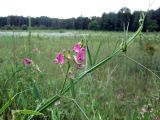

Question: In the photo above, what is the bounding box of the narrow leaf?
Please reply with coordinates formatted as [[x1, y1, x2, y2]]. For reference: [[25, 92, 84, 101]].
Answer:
[[86, 40, 93, 66], [15, 110, 44, 116], [0, 94, 18, 114], [72, 99, 89, 120], [60, 62, 70, 94], [93, 41, 102, 65], [28, 95, 61, 120], [70, 79, 76, 99], [33, 81, 41, 100]]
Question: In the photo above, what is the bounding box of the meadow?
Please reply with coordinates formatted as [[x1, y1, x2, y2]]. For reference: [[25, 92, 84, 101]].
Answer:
[[0, 29, 160, 120]]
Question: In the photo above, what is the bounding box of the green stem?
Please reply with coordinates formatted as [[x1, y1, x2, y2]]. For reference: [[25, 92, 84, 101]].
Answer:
[[60, 62, 70, 94]]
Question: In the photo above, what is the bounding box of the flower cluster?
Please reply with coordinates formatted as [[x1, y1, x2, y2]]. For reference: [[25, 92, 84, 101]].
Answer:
[[73, 43, 85, 68], [23, 42, 85, 70], [53, 42, 85, 69]]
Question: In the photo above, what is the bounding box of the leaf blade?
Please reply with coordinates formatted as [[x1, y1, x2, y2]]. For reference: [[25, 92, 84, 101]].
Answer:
[[15, 110, 44, 116], [0, 94, 18, 114], [93, 41, 102, 65]]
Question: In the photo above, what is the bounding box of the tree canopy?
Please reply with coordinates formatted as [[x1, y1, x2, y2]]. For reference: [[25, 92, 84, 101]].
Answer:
[[0, 7, 160, 31]]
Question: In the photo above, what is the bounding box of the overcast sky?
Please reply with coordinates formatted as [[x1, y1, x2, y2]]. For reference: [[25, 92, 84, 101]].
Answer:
[[0, 0, 159, 18]]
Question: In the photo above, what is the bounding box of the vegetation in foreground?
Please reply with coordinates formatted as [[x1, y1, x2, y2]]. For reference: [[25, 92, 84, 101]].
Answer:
[[0, 20, 160, 119]]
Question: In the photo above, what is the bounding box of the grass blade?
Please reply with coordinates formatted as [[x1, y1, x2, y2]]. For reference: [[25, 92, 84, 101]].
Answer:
[[70, 79, 76, 99], [33, 80, 41, 100], [0, 89, 31, 115], [123, 54, 160, 80], [86, 40, 93, 66], [28, 95, 60, 120], [93, 41, 102, 65], [72, 99, 89, 120], [60, 62, 70, 94], [14, 110, 44, 116], [0, 94, 18, 114]]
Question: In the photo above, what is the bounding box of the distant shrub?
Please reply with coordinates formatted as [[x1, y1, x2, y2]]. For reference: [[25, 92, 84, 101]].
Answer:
[[58, 29, 65, 33], [21, 24, 28, 30], [88, 20, 100, 30], [2, 25, 19, 30], [147, 20, 159, 32], [39, 25, 46, 30], [3, 25, 12, 30]]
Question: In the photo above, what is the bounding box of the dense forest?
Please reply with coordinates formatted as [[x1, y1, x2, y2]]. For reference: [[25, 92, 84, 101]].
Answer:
[[0, 7, 160, 31]]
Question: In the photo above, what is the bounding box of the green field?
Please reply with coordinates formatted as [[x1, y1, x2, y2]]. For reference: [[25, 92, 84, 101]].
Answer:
[[0, 30, 160, 120]]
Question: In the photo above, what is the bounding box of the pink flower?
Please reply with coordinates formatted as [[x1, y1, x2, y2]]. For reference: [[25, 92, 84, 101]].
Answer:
[[74, 47, 85, 69], [23, 58, 32, 66], [54, 52, 64, 64], [73, 43, 85, 69], [73, 43, 81, 53], [75, 48, 85, 63]]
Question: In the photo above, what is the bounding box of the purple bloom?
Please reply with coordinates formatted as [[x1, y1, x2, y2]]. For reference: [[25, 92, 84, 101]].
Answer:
[[73, 43, 81, 53], [23, 58, 32, 66], [54, 52, 64, 64], [73, 43, 85, 69], [75, 48, 85, 63]]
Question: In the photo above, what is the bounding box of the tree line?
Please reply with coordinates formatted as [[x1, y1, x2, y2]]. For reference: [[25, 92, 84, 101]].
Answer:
[[0, 7, 160, 31]]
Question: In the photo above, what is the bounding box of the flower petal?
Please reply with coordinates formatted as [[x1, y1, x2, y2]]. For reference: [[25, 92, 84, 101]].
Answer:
[[73, 43, 81, 53], [54, 52, 64, 64], [23, 58, 32, 65]]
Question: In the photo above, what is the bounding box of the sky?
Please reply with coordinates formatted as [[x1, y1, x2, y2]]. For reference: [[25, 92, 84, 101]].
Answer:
[[0, 0, 160, 18]]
